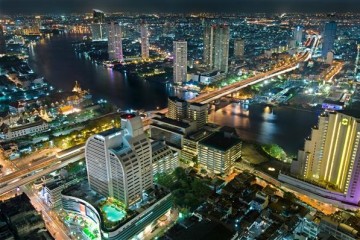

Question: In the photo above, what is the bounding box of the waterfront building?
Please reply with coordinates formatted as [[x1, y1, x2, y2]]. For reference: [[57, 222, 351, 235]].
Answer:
[[140, 21, 150, 59], [93, 9, 105, 24], [234, 38, 245, 58], [198, 131, 242, 175], [85, 114, 153, 206], [203, 24, 230, 73], [91, 9, 107, 41], [173, 41, 188, 84], [280, 112, 360, 205], [322, 21, 337, 58], [188, 102, 208, 129], [108, 22, 123, 61]]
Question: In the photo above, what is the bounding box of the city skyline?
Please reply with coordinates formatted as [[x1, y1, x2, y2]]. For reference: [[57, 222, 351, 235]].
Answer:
[[1, 3, 360, 239], [1, 0, 360, 14]]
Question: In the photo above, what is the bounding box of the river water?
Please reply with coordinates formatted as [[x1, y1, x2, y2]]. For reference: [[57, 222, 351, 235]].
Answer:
[[28, 34, 320, 154]]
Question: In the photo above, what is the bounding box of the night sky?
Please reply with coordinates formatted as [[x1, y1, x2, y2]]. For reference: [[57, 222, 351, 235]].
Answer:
[[0, 0, 359, 14]]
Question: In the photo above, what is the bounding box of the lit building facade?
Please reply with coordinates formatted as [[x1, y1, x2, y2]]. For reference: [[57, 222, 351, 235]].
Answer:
[[91, 23, 108, 41], [283, 112, 360, 205], [173, 41, 187, 84], [199, 131, 242, 174], [322, 21, 337, 58], [293, 26, 304, 46], [140, 21, 149, 59], [167, 96, 188, 121], [108, 22, 123, 61], [234, 38, 245, 58], [203, 25, 230, 73], [91, 9, 107, 41], [85, 114, 153, 206], [151, 141, 179, 176], [188, 102, 208, 129]]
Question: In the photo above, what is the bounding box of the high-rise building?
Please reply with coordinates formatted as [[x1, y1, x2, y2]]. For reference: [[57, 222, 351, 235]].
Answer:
[[188, 102, 208, 129], [285, 112, 360, 205], [322, 21, 337, 58], [91, 9, 107, 41], [0, 25, 6, 54], [167, 96, 188, 121], [173, 41, 187, 84], [140, 21, 150, 59], [234, 38, 245, 58], [91, 24, 108, 41], [203, 25, 230, 73], [293, 26, 304, 46], [93, 9, 105, 24], [355, 44, 360, 81], [108, 22, 123, 61], [85, 114, 153, 206]]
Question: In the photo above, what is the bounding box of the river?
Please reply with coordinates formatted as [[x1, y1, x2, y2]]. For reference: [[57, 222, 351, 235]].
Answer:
[[28, 34, 320, 154]]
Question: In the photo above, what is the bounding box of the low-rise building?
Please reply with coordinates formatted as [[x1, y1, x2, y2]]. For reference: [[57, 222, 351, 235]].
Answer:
[[152, 141, 179, 176], [42, 178, 79, 209], [0, 120, 48, 140], [198, 131, 242, 175]]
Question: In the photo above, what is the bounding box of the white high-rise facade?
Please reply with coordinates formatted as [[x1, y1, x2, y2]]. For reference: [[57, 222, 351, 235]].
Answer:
[[203, 25, 230, 73], [85, 114, 153, 206], [140, 21, 150, 59], [108, 22, 124, 62], [173, 41, 187, 84]]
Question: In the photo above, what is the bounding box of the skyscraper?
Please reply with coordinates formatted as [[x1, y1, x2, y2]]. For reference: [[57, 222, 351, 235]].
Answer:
[[203, 25, 230, 73], [322, 21, 337, 58], [108, 22, 124, 62], [0, 25, 6, 54], [93, 9, 105, 24], [173, 41, 187, 84], [140, 21, 150, 59], [293, 26, 303, 46], [91, 9, 107, 41], [234, 38, 245, 58], [85, 114, 153, 206], [287, 112, 360, 205]]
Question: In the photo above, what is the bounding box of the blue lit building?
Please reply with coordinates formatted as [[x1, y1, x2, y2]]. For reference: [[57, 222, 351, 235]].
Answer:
[[321, 21, 337, 58]]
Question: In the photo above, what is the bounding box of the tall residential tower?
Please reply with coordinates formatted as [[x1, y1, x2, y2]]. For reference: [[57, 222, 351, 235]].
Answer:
[[140, 21, 150, 59], [173, 41, 187, 84], [108, 22, 124, 62], [203, 25, 230, 73]]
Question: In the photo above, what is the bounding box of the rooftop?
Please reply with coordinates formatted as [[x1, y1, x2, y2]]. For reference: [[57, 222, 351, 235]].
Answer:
[[152, 116, 190, 129], [199, 131, 242, 151], [97, 128, 121, 138]]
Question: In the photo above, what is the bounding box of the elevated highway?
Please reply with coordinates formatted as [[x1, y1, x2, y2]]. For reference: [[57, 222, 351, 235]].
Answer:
[[190, 36, 319, 104]]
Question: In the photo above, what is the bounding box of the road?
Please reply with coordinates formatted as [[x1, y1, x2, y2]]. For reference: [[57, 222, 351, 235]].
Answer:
[[0, 149, 84, 195], [190, 36, 319, 104], [22, 185, 71, 240]]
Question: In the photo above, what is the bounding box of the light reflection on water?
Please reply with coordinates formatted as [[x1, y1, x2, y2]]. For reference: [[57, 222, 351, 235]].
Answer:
[[209, 103, 319, 154]]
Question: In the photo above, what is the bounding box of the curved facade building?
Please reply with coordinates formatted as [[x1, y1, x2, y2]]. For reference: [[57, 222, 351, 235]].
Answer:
[[85, 114, 153, 207]]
